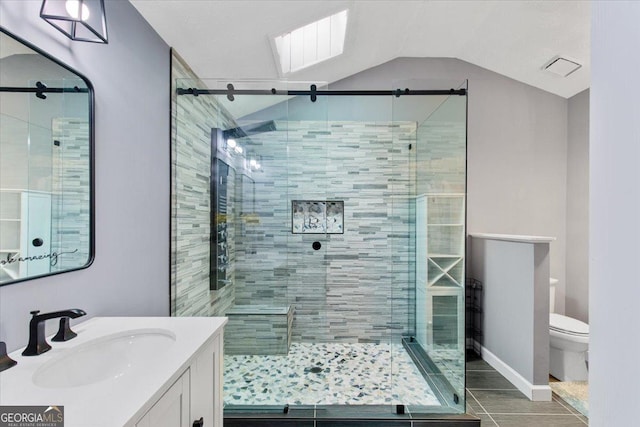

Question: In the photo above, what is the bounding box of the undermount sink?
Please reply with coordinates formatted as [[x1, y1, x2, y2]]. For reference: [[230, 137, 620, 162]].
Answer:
[[33, 328, 176, 388]]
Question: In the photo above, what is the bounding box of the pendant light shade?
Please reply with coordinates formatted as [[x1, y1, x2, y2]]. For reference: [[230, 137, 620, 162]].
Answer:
[[40, 0, 108, 44]]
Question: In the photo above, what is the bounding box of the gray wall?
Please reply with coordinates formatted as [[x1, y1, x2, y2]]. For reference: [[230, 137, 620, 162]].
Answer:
[[566, 89, 589, 322], [0, 0, 170, 351], [590, 2, 640, 425], [332, 57, 571, 315]]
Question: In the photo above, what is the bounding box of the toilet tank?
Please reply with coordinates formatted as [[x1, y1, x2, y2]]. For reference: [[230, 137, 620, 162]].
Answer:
[[550, 278, 559, 313]]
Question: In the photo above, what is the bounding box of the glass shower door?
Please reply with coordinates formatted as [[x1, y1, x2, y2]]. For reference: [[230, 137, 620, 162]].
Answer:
[[213, 80, 303, 407], [393, 82, 467, 414], [282, 81, 331, 405], [24, 82, 56, 278], [206, 80, 331, 408]]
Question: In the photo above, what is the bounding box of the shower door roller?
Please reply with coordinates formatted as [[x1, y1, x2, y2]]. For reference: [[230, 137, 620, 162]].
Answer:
[[312, 241, 322, 250]]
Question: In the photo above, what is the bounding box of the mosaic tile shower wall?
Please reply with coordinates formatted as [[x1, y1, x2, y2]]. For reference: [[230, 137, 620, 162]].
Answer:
[[51, 118, 90, 271], [233, 121, 417, 344], [171, 52, 238, 317]]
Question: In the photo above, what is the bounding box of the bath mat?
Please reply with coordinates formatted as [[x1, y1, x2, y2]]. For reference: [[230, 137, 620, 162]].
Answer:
[[550, 381, 588, 417]]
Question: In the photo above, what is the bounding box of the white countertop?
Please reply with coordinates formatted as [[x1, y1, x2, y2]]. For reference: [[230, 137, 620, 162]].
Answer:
[[469, 233, 556, 243], [0, 316, 227, 427]]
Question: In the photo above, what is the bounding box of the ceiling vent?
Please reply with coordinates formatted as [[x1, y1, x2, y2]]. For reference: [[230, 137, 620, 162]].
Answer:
[[543, 56, 582, 77]]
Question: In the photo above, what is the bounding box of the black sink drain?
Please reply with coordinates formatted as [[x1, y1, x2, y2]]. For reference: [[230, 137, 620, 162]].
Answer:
[[308, 366, 323, 374]]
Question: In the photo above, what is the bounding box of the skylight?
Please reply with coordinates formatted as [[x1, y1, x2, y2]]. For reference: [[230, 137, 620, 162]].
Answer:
[[274, 9, 348, 74]]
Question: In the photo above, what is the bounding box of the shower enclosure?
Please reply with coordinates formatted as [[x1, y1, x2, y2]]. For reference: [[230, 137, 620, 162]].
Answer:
[[172, 75, 467, 420]]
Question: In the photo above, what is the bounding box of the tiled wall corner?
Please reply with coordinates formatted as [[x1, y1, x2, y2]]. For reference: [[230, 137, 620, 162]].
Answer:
[[171, 52, 238, 317]]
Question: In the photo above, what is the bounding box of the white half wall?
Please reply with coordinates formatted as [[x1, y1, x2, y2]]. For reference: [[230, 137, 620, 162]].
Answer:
[[0, 0, 170, 352], [590, 2, 640, 425], [470, 235, 552, 401]]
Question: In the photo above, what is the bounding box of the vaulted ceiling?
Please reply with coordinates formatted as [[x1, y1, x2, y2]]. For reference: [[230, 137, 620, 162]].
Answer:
[[131, 0, 590, 99]]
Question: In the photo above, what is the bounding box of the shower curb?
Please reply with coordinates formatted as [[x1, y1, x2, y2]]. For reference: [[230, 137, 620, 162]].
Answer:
[[224, 407, 480, 427]]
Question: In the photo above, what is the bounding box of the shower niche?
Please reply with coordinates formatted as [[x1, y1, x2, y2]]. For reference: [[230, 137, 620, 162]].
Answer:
[[291, 200, 344, 234]]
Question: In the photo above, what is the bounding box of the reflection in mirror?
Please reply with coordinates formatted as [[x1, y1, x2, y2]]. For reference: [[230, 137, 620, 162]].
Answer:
[[0, 27, 93, 285]]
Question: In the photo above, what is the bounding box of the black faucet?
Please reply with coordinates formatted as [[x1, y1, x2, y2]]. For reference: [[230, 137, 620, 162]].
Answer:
[[22, 309, 86, 356], [0, 341, 17, 372]]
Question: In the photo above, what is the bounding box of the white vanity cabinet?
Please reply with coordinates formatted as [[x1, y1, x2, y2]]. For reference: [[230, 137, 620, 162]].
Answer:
[[130, 331, 224, 427], [135, 369, 190, 427]]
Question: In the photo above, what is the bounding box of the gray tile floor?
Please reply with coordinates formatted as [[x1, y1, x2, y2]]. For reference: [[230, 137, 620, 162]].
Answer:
[[465, 355, 588, 426]]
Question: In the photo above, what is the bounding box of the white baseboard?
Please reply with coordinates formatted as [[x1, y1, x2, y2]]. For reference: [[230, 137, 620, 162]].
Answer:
[[478, 343, 552, 402]]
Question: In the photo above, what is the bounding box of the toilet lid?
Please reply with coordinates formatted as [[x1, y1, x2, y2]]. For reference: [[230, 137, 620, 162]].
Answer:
[[550, 313, 589, 336]]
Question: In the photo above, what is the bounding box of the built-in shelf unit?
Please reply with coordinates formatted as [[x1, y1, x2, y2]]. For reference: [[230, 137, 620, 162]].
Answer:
[[416, 193, 465, 350], [0, 189, 51, 281]]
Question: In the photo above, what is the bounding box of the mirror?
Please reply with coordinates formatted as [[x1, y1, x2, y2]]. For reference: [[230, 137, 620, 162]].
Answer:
[[0, 27, 93, 285]]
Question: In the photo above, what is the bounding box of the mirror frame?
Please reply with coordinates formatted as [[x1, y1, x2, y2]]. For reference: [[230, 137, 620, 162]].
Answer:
[[0, 26, 95, 286]]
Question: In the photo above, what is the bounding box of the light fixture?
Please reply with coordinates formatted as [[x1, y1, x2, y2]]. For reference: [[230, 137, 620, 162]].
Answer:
[[249, 156, 262, 170], [235, 146, 244, 154], [227, 139, 237, 149], [40, 0, 108, 44], [66, 0, 90, 20]]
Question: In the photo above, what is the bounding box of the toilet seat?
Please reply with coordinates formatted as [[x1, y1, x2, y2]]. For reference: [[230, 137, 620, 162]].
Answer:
[[550, 313, 589, 336]]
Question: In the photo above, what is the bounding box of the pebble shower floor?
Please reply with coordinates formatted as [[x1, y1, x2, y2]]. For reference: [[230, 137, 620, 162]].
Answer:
[[224, 342, 441, 406]]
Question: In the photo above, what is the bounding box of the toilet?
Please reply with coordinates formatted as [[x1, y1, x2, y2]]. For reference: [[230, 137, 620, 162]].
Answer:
[[549, 278, 589, 381]]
